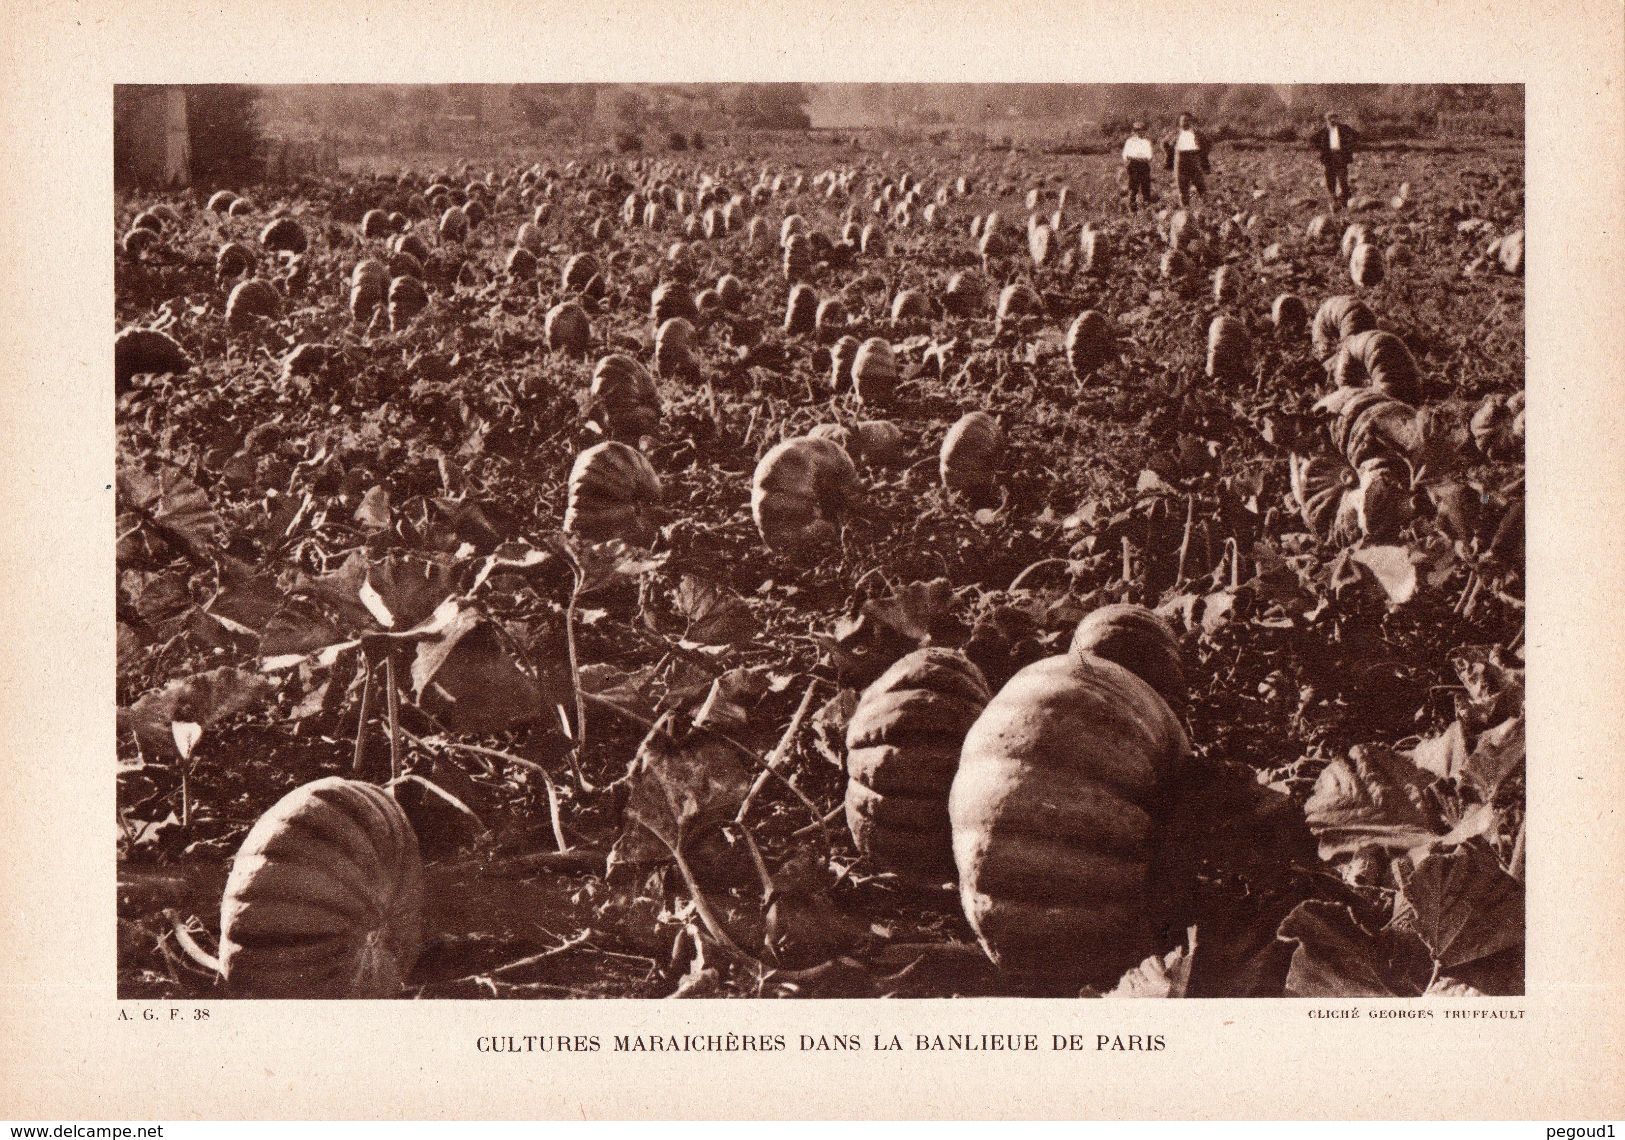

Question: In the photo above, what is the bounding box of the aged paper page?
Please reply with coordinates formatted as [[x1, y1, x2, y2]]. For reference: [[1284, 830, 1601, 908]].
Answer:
[[2, 0, 1622, 1120]]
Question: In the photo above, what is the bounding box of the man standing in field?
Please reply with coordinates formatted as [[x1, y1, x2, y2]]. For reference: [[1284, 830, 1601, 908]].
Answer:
[[1122, 120, 1155, 210], [1166, 112, 1210, 207], [1311, 110, 1360, 211]]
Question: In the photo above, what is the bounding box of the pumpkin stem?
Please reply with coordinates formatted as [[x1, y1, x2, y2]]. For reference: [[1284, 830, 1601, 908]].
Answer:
[[351, 654, 372, 776], [385, 655, 401, 782]]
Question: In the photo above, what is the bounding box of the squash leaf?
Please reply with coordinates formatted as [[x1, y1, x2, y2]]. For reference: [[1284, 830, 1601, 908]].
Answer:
[[1393, 845, 1524, 972], [1276, 900, 1431, 998], [1304, 744, 1446, 861]]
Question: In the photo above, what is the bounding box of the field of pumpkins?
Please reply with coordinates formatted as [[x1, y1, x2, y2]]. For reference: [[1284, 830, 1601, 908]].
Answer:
[[116, 135, 1526, 999]]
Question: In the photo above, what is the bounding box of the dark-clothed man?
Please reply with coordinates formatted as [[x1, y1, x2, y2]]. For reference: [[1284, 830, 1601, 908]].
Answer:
[[1122, 121, 1155, 209], [1311, 110, 1360, 210]]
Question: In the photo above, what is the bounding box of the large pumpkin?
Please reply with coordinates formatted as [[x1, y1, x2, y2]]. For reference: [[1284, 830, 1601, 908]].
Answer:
[[1329, 329, 1421, 403], [1067, 603, 1186, 715], [653, 317, 697, 380], [1310, 295, 1377, 362], [564, 441, 662, 543], [1319, 385, 1421, 467], [218, 776, 423, 998], [386, 275, 428, 332], [1271, 293, 1308, 340], [650, 281, 697, 328], [940, 411, 1004, 495], [1205, 315, 1250, 382], [851, 337, 897, 405], [545, 300, 592, 353], [750, 435, 862, 555], [1349, 241, 1385, 288], [845, 648, 992, 880], [115, 327, 192, 390], [1065, 310, 1114, 382], [949, 654, 1188, 986], [225, 278, 283, 331], [1289, 452, 1410, 544], [589, 354, 661, 440], [784, 283, 818, 335], [260, 217, 308, 254]]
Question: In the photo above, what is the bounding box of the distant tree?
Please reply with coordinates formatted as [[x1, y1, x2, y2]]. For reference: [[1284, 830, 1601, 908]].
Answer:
[[732, 84, 811, 130], [186, 85, 265, 185]]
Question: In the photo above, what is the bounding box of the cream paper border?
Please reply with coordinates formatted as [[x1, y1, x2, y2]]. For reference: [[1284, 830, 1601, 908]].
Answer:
[[2, 0, 1621, 1120]]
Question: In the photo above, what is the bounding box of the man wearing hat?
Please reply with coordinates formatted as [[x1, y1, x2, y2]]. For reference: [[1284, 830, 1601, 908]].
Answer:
[[1121, 120, 1155, 210], [1311, 110, 1360, 211]]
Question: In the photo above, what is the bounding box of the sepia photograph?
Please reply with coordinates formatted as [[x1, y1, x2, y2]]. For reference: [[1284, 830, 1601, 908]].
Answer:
[[113, 81, 1528, 1003]]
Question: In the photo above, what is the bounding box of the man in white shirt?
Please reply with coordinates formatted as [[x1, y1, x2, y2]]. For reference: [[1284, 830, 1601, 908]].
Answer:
[[1166, 112, 1210, 207], [1122, 121, 1155, 209], [1312, 110, 1361, 211]]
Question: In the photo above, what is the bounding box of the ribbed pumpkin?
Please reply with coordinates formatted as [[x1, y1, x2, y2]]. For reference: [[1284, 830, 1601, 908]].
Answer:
[[115, 327, 192, 389], [829, 335, 860, 393], [564, 442, 662, 544], [504, 246, 537, 279], [782, 233, 812, 282], [1289, 452, 1410, 545], [260, 217, 308, 254], [653, 317, 698, 380], [650, 281, 697, 327], [1330, 329, 1421, 403], [1079, 227, 1108, 276], [1067, 603, 1186, 715], [940, 411, 1004, 495], [1310, 295, 1378, 362], [437, 206, 469, 244], [393, 232, 431, 264], [942, 272, 982, 317], [123, 227, 160, 257], [716, 274, 746, 310], [846, 420, 907, 468], [995, 283, 1042, 333], [1349, 242, 1385, 288], [1340, 223, 1369, 259], [1271, 293, 1308, 340], [1065, 310, 1115, 382], [545, 300, 591, 354], [1318, 385, 1420, 468], [225, 278, 283, 331], [845, 648, 993, 880], [215, 241, 255, 280], [750, 436, 862, 555], [815, 297, 849, 339], [851, 337, 898, 405], [386, 276, 428, 331], [561, 252, 599, 294], [949, 653, 1188, 986], [1028, 222, 1052, 267], [218, 777, 423, 999], [781, 282, 816, 335], [1205, 315, 1251, 382], [890, 288, 931, 323], [588, 354, 662, 440]]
